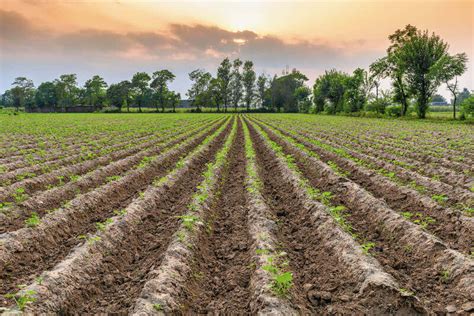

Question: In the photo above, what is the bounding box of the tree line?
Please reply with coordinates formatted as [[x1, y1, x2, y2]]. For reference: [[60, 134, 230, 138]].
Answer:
[[1, 25, 473, 119]]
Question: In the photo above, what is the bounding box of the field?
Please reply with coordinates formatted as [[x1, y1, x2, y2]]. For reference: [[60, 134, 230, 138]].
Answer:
[[0, 113, 473, 314]]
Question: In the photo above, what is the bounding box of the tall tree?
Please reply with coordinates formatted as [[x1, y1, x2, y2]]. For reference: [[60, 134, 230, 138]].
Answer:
[[35, 81, 57, 108], [272, 69, 308, 112], [398, 29, 468, 118], [167, 91, 181, 113], [242, 60, 256, 111], [151, 69, 175, 112], [11, 77, 35, 111], [54, 74, 79, 110], [107, 80, 131, 112], [313, 69, 348, 114], [438, 54, 468, 118], [343, 68, 366, 113], [370, 25, 418, 116], [217, 57, 232, 112], [256, 73, 268, 109], [187, 69, 212, 112], [131, 72, 151, 112], [84, 75, 107, 110], [230, 59, 243, 112]]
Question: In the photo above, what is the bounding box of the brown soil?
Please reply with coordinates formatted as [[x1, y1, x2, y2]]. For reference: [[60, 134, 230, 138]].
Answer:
[[64, 128, 228, 314], [247, 120, 419, 314], [261, 120, 473, 254], [255, 120, 473, 313], [0, 121, 227, 305], [181, 118, 253, 313], [0, 120, 219, 234]]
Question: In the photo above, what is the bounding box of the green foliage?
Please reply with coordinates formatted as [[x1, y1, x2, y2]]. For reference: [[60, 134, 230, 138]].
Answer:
[[24, 212, 40, 228], [176, 215, 200, 231], [4, 286, 37, 311], [361, 242, 376, 255], [261, 251, 293, 297]]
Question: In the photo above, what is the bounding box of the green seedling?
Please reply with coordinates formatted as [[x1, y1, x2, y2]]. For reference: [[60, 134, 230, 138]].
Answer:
[[361, 242, 376, 255], [95, 218, 113, 231], [176, 215, 200, 231], [432, 194, 448, 203], [13, 187, 28, 203], [399, 288, 414, 296], [113, 209, 127, 216], [153, 304, 163, 311], [4, 286, 37, 311], [24, 212, 40, 228], [106, 175, 121, 182], [262, 251, 293, 297]]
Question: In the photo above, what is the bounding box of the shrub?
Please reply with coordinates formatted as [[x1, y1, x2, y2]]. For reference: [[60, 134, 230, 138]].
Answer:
[[385, 105, 402, 117], [461, 96, 474, 118]]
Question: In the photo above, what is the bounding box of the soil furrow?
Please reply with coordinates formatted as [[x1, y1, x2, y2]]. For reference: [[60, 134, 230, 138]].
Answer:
[[256, 118, 474, 208], [0, 119, 213, 192], [0, 119, 228, 305], [245, 118, 421, 314], [255, 120, 474, 313], [254, 118, 474, 253], [0, 119, 222, 234], [180, 118, 253, 313], [17, 118, 233, 314]]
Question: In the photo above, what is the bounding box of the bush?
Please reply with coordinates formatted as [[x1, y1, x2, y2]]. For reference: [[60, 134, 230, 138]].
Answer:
[[385, 105, 402, 117], [461, 96, 474, 118], [100, 106, 120, 113]]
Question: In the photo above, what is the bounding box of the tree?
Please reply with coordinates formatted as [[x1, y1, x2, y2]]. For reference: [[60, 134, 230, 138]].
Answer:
[[370, 25, 418, 116], [431, 94, 447, 103], [35, 81, 57, 108], [294, 86, 312, 113], [461, 95, 474, 118], [456, 88, 471, 107], [187, 69, 212, 111], [11, 77, 35, 111], [256, 73, 268, 108], [313, 69, 348, 114], [272, 69, 308, 112], [107, 80, 131, 112], [167, 91, 181, 113], [343, 68, 366, 113], [242, 60, 256, 111], [230, 59, 243, 112], [207, 78, 223, 112], [398, 29, 467, 118], [151, 70, 175, 112], [217, 57, 232, 112], [84, 75, 107, 110], [438, 54, 468, 118], [55, 74, 79, 110], [131, 72, 151, 112]]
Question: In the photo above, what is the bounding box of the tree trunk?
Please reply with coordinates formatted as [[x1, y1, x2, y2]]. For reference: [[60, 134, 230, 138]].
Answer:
[[453, 96, 457, 119]]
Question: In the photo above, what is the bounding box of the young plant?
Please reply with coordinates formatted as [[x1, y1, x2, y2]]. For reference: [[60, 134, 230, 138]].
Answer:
[[13, 187, 28, 203], [4, 286, 37, 311], [24, 212, 40, 228], [176, 215, 200, 231], [262, 252, 293, 297], [361, 241, 376, 255], [432, 194, 448, 204]]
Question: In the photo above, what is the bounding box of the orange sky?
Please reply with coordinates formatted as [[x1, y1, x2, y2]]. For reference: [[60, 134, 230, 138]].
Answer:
[[1, 0, 473, 96]]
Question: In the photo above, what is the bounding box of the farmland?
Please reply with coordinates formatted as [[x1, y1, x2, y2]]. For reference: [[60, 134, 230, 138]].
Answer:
[[0, 113, 473, 314]]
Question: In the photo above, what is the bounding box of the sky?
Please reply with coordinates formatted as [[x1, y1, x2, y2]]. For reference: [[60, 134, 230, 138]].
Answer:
[[0, 0, 473, 99]]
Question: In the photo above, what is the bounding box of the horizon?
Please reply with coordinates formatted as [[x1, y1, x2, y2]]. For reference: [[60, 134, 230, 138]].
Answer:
[[0, 0, 473, 99]]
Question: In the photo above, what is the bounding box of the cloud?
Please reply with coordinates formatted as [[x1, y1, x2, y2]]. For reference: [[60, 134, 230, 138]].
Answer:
[[0, 9, 387, 93], [0, 10, 38, 41], [0, 9, 358, 64]]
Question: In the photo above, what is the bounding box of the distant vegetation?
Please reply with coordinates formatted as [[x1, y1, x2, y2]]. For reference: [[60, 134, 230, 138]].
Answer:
[[1, 25, 472, 119]]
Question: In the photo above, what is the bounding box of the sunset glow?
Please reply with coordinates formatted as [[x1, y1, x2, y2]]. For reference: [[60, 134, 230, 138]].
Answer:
[[1, 0, 473, 95]]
